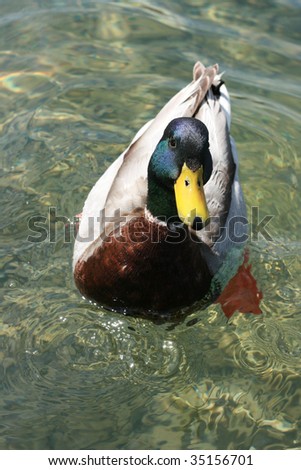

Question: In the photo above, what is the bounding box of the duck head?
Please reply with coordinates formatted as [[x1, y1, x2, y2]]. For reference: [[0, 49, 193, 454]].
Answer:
[[147, 117, 212, 230]]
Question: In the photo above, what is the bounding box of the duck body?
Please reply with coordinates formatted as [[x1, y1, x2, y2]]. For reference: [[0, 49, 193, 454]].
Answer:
[[73, 62, 247, 316], [75, 209, 212, 312]]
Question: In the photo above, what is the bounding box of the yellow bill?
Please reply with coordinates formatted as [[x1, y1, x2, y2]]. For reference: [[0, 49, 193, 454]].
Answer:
[[174, 163, 209, 228]]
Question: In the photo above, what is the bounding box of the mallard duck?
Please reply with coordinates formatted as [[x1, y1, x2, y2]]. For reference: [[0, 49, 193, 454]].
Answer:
[[73, 62, 247, 315]]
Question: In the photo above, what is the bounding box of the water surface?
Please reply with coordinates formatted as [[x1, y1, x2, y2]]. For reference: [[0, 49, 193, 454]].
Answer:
[[0, 0, 301, 450]]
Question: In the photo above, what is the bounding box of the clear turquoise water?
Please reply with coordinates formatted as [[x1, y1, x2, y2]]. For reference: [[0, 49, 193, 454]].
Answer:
[[0, 0, 301, 450]]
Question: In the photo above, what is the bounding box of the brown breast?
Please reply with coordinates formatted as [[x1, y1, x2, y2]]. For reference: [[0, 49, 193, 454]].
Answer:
[[74, 213, 212, 314]]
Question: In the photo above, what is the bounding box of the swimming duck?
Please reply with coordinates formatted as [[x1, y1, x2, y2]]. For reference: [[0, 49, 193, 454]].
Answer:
[[73, 62, 247, 315]]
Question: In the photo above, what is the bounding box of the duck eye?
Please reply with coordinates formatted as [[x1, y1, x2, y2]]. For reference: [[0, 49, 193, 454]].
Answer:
[[185, 179, 190, 187], [168, 137, 177, 149]]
